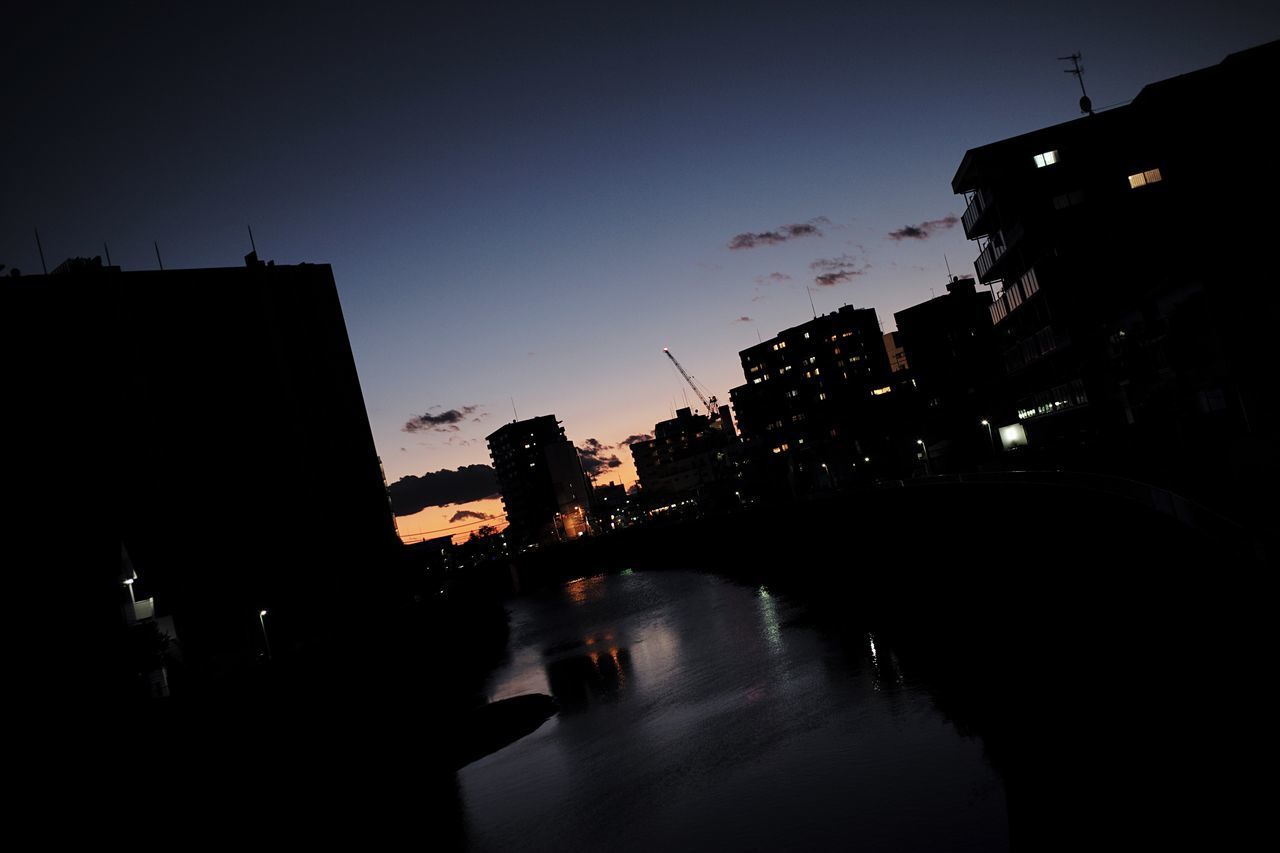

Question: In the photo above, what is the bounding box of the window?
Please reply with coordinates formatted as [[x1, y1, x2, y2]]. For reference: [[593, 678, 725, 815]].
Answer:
[[871, 386, 891, 396], [1033, 150, 1059, 168], [1053, 189, 1085, 209], [1128, 168, 1163, 189]]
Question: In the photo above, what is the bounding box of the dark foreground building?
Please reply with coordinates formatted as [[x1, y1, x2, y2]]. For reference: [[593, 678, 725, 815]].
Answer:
[[952, 41, 1279, 514], [9, 254, 401, 694], [629, 406, 736, 514]]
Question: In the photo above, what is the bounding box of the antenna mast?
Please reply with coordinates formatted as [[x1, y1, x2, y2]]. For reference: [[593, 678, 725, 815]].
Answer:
[[1059, 52, 1093, 115]]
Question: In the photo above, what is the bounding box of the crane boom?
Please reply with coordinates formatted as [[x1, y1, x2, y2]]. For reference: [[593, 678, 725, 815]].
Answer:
[[663, 347, 719, 417]]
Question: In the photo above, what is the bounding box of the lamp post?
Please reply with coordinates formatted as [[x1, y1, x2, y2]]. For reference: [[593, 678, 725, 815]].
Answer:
[[259, 609, 272, 661], [917, 439, 932, 476], [123, 577, 136, 605], [981, 419, 995, 454]]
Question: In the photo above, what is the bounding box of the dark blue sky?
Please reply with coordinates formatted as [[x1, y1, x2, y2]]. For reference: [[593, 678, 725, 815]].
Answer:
[[6, 1, 1277, 535]]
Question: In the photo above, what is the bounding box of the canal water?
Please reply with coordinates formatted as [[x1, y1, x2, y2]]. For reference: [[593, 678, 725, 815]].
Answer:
[[457, 570, 1009, 851]]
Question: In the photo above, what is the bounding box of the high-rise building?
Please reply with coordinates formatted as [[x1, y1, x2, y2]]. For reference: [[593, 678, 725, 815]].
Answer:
[[951, 41, 1276, 508], [486, 415, 592, 546], [8, 253, 401, 684], [629, 406, 736, 513], [728, 305, 900, 494]]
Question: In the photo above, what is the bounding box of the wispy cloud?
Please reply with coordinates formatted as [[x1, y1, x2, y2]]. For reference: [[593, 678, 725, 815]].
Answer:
[[734, 316, 753, 323], [888, 215, 959, 241], [403, 405, 483, 433], [809, 252, 869, 287], [754, 272, 792, 285], [728, 218, 828, 250], [449, 509, 496, 523]]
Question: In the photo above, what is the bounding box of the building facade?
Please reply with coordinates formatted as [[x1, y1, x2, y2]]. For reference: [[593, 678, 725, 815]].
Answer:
[[486, 415, 592, 546], [728, 305, 902, 495], [8, 253, 402, 686], [951, 41, 1277, 512]]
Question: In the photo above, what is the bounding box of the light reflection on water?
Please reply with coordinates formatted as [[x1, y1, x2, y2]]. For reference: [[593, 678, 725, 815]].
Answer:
[[460, 570, 1008, 852]]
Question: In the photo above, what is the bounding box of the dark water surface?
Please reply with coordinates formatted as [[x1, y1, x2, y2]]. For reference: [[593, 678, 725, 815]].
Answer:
[[458, 570, 1008, 851]]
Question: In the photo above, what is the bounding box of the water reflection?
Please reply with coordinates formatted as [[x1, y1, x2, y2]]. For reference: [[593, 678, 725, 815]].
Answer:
[[545, 646, 632, 712], [461, 571, 1008, 852]]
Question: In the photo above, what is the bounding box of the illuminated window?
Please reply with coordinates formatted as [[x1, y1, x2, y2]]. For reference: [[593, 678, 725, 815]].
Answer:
[[871, 386, 891, 396], [818, 392, 827, 401], [1033, 150, 1059, 168], [1128, 168, 1163, 189]]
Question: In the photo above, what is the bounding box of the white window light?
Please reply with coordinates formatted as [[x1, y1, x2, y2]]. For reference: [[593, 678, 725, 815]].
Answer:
[[1034, 150, 1059, 168]]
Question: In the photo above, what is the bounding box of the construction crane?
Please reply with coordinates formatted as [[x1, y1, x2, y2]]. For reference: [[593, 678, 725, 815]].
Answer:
[[663, 347, 720, 420]]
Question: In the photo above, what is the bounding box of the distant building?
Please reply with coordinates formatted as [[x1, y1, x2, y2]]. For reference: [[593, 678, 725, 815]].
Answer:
[[893, 275, 1000, 470], [951, 41, 1277, 508], [629, 407, 736, 513], [883, 331, 909, 374], [7, 253, 401, 684], [728, 304, 901, 495], [589, 480, 630, 530], [486, 415, 592, 546]]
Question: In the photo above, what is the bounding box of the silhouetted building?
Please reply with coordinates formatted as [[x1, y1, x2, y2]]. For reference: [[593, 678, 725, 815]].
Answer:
[[729, 305, 901, 495], [589, 480, 630, 530], [8, 253, 401, 685], [952, 41, 1278, 511], [629, 407, 736, 513], [883, 331, 909, 374], [486, 415, 592, 546], [893, 275, 1000, 470]]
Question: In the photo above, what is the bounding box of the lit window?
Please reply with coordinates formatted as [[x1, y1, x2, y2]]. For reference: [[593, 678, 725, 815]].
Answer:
[[871, 386, 891, 396], [1033, 150, 1058, 168], [1128, 168, 1162, 189]]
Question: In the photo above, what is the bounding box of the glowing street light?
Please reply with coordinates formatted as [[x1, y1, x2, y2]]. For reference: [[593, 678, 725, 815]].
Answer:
[[916, 439, 932, 476], [258, 604, 271, 655], [123, 577, 136, 605], [981, 419, 995, 454]]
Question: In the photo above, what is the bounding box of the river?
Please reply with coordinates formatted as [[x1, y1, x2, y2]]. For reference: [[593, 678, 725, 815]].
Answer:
[[456, 569, 1009, 851]]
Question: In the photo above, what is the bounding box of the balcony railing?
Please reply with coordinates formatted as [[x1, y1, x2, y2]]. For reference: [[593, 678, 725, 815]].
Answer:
[[961, 188, 994, 238], [975, 239, 1005, 281]]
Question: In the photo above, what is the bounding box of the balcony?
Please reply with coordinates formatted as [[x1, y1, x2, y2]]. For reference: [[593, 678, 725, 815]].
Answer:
[[973, 222, 1023, 284], [961, 188, 995, 238]]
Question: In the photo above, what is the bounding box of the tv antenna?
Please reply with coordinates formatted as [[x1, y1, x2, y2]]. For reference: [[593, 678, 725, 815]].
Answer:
[[1059, 52, 1093, 115]]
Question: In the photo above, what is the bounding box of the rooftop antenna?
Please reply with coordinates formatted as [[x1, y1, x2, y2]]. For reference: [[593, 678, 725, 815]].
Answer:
[[34, 228, 48, 274], [806, 287, 817, 319], [103, 242, 112, 267], [247, 225, 258, 255], [944, 254, 953, 281], [756, 327, 761, 343], [1059, 52, 1093, 115], [154, 241, 164, 271], [510, 396, 518, 422]]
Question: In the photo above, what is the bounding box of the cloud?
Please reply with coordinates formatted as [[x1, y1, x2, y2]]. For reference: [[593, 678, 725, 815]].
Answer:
[[887, 215, 959, 241], [578, 438, 623, 480], [734, 316, 753, 323], [449, 509, 496, 523], [388, 464, 500, 515], [728, 218, 826, 250], [620, 434, 653, 446], [403, 405, 483, 433], [809, 253, 869, 287], [754, 272, 792, 285]]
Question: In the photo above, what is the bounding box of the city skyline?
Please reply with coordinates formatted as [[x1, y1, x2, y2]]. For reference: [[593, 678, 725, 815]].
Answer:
[[6, 2, 1277, 542]]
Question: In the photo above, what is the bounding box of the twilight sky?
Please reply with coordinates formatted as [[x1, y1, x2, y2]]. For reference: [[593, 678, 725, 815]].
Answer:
[[6, 1, 1277, 541]]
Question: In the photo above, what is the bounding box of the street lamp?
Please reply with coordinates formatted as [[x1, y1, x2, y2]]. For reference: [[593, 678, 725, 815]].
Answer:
[[123, 577, 136, 605], [981, 419, 995, 454], [917, 439, 932, 476], [259, 609, 272, 661]]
